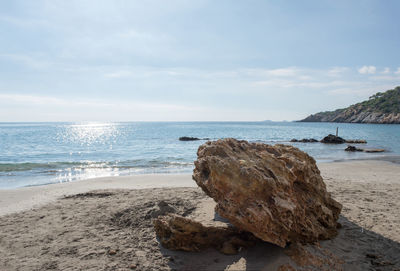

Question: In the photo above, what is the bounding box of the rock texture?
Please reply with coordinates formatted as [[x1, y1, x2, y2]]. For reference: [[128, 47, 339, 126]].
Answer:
[[300, 86, 400, 124], [153, 214, 257, 254], [193, 138, 342, 248]]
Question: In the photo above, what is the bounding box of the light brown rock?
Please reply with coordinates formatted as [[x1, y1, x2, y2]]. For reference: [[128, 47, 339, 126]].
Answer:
[[193, 138, 342, 247], [153, 214, 256, 254]]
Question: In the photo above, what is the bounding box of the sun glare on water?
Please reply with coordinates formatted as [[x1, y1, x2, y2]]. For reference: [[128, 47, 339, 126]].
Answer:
[[59, 122, 121, 146], [54, 122, 123, 182]]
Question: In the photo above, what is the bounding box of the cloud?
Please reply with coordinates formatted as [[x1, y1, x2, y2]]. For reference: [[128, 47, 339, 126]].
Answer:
[[263, 67, 300, 77], [327, 67, 349, 77], [395, 68, 400, 75], [326, 84, 396, 97], [358, 65, 376, 74], [381, 67, 390, 74]]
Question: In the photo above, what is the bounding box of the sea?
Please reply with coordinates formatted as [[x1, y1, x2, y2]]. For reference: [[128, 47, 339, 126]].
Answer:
[[1, 121, 399, 189]]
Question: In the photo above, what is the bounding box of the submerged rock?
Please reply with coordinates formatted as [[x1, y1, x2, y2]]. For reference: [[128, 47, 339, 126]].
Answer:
[[363, 148, 385, 153], [345, 139, 367, 144], [345, 145, 363, 152], [179, 136, 201, 141], [345, 145, 385, 153], [153, 214, 256, 254], [320, 134, 346, 144], [193, 138, 342, 247], [290, 138, 319, 143]]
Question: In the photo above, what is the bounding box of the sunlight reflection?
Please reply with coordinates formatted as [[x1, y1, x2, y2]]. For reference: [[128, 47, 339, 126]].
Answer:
[[58, 122, 120, 146]]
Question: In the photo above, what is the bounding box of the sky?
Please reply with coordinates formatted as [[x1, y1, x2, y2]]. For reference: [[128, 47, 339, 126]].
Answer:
[[0, 0, 400, 122]]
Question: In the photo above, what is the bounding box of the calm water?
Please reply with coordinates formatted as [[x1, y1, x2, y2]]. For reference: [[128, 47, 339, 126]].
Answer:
[[1, 121, 399, 189]]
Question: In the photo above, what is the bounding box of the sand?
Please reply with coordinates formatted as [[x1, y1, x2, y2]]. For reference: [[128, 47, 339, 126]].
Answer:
[[0, 160, 400, 270], [0, 174, 196, 216]]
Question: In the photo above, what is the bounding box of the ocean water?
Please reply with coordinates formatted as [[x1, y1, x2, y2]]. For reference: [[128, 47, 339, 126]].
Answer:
[[1, 121, 399, 189]]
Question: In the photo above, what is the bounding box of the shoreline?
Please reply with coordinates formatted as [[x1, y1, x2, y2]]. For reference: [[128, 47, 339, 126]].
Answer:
[[1, 159, 400, 217], [0, 174, 196, 216], [1, 159, 399, 270]]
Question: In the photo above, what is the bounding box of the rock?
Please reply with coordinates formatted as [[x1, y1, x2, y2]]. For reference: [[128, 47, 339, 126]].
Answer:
[[320, 134, 346, 144], [179, 136, 210, 141], [345, 145, 362, 152], [345, 146, 385, 153], [108, 249, 117, 255], [193, 138, 342, 247], [290, 138, 319, 143], [153, 214, 256, 254], [345, 139, 367, 144], [179, 137, 201, 141], [363, 148, 385, 153]]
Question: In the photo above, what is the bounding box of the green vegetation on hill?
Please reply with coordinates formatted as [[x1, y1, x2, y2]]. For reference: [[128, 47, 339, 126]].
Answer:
[[360, 86, 400, 113], [300, 86, 400, 124]]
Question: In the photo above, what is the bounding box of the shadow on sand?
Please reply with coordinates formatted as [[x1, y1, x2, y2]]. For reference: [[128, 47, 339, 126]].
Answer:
[[160, 215, 400, 271]]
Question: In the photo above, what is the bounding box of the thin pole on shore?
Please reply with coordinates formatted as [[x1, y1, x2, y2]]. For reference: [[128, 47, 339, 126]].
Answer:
[[336, 127, 339, 137]]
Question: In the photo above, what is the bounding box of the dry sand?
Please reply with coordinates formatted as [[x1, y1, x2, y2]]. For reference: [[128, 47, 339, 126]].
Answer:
[[0, 160, 399, 270]]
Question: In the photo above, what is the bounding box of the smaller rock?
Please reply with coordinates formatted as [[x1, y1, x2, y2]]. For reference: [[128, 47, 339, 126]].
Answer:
[[153, 214, 257, 254], [179, 137, 200, 141], [345, 146, 385, 153], [321, 134, 346, 144], [108, 249, 117, 255], [345, 139, 367, 144], [345, 145, 362, 152], [290, 138, 318, 143], [363, 148, 385, 153], [179, 136, 210, 141]]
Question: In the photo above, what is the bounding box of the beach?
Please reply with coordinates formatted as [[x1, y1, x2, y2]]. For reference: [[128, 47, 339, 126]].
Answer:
[[1, 160, 400, 270]]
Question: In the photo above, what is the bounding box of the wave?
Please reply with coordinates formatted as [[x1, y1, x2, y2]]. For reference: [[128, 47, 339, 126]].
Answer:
[[0, 160, 194, 173]]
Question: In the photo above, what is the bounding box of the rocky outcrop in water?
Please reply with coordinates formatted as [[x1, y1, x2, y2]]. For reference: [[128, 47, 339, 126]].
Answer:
[[345, 145, 385, 153], [179, 136, 210, 141], [300, 86, 400, 124], [290, 138, 319, 143], [345, 146, 362, 152], [179, 136, 201, 141], [193, 138, 342, 248], [345, 139, 367, 144], [320, 134, 346, 144]]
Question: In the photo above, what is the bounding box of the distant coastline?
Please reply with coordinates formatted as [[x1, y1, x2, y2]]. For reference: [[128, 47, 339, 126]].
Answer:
[[300, 86, 400, 124]]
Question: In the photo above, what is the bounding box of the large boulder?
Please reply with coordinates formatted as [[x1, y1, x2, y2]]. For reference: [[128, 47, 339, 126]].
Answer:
[[193, 138, 342, 248]]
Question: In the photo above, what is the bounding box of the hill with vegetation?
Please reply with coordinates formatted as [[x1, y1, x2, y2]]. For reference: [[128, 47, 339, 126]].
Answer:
[[300, 86, 400, 124]]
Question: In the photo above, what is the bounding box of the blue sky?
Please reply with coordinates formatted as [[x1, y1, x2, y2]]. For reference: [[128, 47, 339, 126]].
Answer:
[[1, 0, 399, 121]]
